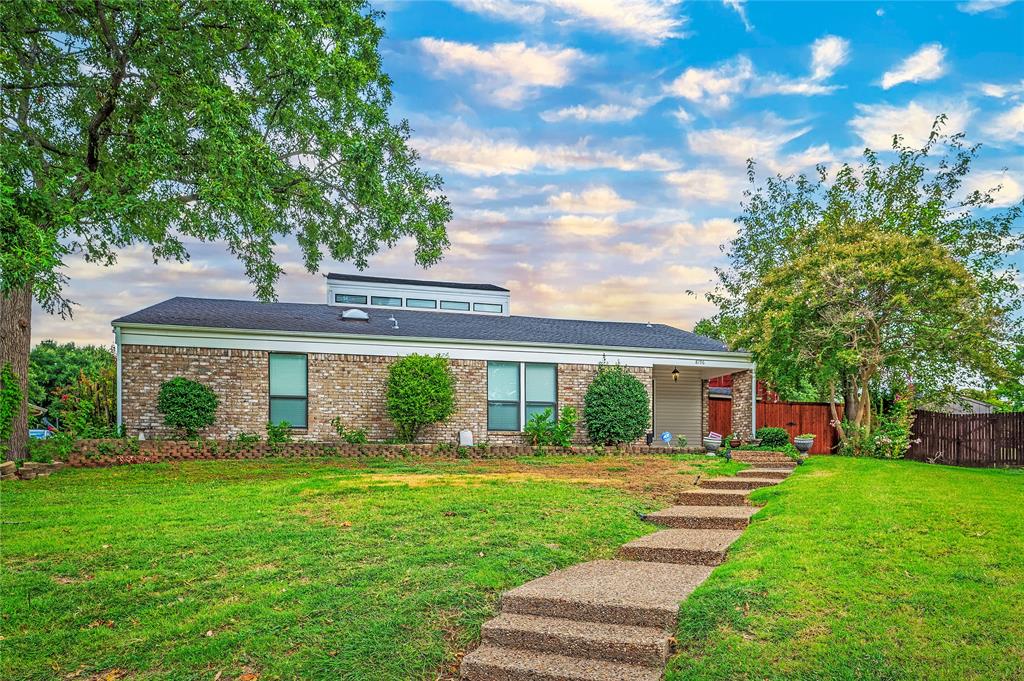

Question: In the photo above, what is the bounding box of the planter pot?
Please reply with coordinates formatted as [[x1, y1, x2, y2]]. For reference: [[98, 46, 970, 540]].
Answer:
[[702, 437, 722, 454], [794, 438, 814, 454], [747, 438, 762, 447]]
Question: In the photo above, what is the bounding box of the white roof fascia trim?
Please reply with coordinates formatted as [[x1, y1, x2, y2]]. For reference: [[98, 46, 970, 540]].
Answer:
[[113, 322, 753, 367]]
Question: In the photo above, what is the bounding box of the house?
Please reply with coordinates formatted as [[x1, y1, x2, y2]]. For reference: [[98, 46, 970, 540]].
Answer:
[[111, 274, 757, 445]]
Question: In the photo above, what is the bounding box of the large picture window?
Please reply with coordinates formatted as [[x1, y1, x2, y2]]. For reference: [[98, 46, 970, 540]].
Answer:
[[487, 361, 520, 431], [487, 362, 557, 431], [525, 364, 557, 422], [269, 353, 307, 428]]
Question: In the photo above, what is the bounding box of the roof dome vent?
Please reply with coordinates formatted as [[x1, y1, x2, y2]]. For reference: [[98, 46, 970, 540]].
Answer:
[[341, 308, 369, 321]]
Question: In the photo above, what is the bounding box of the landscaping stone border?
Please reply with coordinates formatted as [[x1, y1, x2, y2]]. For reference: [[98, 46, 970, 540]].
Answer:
[[62, 438, 703, 467]]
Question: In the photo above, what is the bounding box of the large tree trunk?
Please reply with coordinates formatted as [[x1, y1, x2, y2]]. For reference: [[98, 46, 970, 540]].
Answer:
[[1, 284, 32, 460]]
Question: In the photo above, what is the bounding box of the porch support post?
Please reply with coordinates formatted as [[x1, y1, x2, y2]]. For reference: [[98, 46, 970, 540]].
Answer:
[[730, 369, 754, 442]]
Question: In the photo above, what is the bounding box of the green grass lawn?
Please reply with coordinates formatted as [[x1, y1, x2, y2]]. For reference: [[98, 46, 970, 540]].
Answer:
[[668, 457, 1024, 681], [0, 454, 736, 681], [3, 455, 1022, 680]]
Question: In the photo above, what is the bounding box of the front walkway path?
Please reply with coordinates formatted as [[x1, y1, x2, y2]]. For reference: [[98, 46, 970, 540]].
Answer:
[[460, 452, 797, 680]]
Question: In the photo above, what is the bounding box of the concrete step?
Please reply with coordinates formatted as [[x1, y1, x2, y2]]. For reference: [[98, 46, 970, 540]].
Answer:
[[676, 489, 752, 507], [461, 645, 663, 681], [618, 529, 743, 566], [500, 559, 713, 630], [643, 505, 759, 530], [732, 456, 796, 467], [736, 468, 790, 480], [699, 477, 778, 490], [481, 613, 671, 667]]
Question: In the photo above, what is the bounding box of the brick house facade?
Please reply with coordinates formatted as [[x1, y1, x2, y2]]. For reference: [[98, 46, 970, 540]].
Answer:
[[114, 275, 754, 446]]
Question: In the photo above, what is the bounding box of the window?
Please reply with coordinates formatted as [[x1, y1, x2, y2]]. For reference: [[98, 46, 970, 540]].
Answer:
[[487, 362, 557, 431], [487, 361, 520, 431], [474, 302, 502, 313], [371, 295, 402, 307], [269, 353, 307, 428], [407, 298, 437, 309], [336, 293, 367, 305], [525, 364, 557, 423], [440, 300, 470, 311]]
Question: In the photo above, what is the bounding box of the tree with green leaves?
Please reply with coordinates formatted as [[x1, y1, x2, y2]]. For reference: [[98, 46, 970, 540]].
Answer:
[[1, 1, 451, 458], [28, 340, 114, 423], [709, 118, 1022, 448]]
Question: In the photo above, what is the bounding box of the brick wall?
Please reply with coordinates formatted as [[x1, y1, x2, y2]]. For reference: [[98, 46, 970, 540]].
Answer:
[[121, 345, 653, 445], [730, 369, 754, 441]]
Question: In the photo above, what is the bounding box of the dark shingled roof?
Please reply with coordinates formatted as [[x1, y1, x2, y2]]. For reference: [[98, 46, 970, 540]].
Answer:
[[113, 297, 731, 353], [326, 273, 509, 292]]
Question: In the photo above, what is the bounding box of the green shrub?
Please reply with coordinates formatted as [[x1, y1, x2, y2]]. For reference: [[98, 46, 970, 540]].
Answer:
[[265, 421, 292, 444], [0, 362, 22, 447], [157, 377, 218, 436], [583, 365, 650, 445], [385, 354, 456, 442], [756, 426, 790, 448], [524, 406, 578, 447], [331, 416, 369, 444]]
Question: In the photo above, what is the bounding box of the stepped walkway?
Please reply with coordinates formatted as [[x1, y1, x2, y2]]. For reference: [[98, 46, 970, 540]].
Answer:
[[460, 451, 797, 681]]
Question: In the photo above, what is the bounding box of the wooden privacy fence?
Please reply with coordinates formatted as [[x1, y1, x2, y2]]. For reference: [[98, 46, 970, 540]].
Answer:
[[907, 410, 1024, 467], [709, 399, 839, 454]]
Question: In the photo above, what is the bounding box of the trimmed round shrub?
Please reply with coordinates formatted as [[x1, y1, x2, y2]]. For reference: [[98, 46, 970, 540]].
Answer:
[[157, 377, 218, 436], [756, 426, 790, 448], [583, 365, 650, 445], [386, 354, 456, 443]]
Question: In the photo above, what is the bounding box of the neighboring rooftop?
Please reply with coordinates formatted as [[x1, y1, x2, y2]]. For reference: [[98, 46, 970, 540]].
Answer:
[[113, 297, 731, 353], [326, 273, 509, 292]]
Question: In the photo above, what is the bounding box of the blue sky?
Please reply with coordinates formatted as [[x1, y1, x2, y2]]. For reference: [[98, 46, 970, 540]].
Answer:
[[37, 0, 1024, 346]]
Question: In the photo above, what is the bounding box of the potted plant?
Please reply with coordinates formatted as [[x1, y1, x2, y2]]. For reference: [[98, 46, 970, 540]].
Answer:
[[794, 433, 815, 454], [702, 431, 722, 454]]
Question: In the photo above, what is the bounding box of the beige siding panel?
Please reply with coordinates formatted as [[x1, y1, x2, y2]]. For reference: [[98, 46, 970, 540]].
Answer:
[[653, 365, 702, 446]]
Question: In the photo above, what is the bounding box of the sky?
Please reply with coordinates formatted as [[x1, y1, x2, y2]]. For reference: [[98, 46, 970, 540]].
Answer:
[[34, 0, 1024, 347]]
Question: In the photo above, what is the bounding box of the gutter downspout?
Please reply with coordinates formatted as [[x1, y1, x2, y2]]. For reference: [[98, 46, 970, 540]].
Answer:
[[115, 326, 122, 431], [749, 364, 757, 438]]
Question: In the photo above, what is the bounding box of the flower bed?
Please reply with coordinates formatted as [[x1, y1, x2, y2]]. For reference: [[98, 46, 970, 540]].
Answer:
[[65, 438, 697, 467]]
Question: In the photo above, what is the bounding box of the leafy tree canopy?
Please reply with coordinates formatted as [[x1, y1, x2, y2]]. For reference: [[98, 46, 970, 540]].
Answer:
[[1, 1, 450, 456], [710, 119, 1022, 436], [28, 340, 113, 416]]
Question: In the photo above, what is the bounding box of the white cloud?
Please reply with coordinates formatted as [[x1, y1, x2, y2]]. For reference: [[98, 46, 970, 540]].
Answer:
[[547, 214, 620, 238], [979, 81, 1024, 98], [880, 43, 947, 89], [414, 124, 677, 176], [983, 104, 1024, 143], [665, 56, 753, 109], [670, 36, 849, 107], [957, 0, 1015, 13], [547, 186, 636, 213], [849, 100, 974, 148], [722, 0, 753, 30], [756, 35, 850, 96], [471, 186, 500, 200], [417, 38, 585, 106], [540, 103, 644, 123], [666, 218, 739, 248], [962, 169, 1024, 207], [452, 0, 687, 45], [686, 123, 830, 174], [450, 0, 545, 22], [665, 169, 745, 204], [671, 106, 694, 125]]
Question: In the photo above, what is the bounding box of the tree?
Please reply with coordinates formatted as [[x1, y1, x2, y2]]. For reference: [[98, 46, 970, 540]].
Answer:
[[738, 223, 1006, 443], [28, 341, 114, 424], [583, 365, 650, 445], [1, 2, 451, 458], [385, 354, 456, 443], [709, 118, 1022, 446], [991, 345, 1024, 412]]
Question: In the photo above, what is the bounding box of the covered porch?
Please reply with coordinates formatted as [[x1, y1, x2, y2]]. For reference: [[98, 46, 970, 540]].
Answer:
[[650, 363, 756, 447]]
